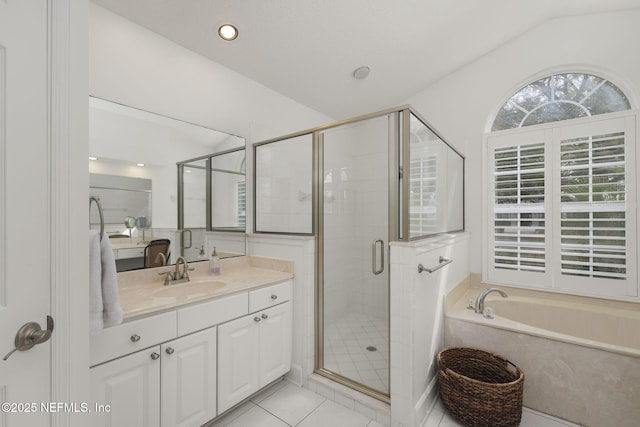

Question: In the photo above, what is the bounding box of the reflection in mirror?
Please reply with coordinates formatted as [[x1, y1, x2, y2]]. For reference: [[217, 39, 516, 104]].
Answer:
[[182, 159, 208, 229], [90, 174, 151, 227], [177, 147, 246, 263], [89, 96, 247, 272], [211, 149, 246, 230]]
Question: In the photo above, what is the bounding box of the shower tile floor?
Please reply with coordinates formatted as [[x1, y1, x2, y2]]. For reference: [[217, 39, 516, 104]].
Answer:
[[323, 312, 389, 393]]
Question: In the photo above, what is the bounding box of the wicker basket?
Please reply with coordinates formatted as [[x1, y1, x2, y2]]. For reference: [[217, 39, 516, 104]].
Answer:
[[437, 347, 524, 427]]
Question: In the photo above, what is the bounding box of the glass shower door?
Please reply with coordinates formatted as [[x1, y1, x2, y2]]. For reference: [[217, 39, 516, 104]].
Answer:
[[319, 114, 391, 398], [179, 159, 208, 262]]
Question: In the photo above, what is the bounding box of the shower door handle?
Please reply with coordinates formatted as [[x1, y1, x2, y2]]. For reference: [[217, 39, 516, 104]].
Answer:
[[181, 229, 192, 250], [372, 239, 384, 275]]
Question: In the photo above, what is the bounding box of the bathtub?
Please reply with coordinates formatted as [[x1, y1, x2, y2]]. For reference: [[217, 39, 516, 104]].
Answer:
[[444, 278, 640, 427]]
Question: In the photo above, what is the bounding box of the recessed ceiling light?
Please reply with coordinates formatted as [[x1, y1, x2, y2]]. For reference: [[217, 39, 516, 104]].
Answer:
[[218, 24, 238, 41], [137, 163, 145, 167], [89, 156, 98, 161], [353, 66, 371, 80]]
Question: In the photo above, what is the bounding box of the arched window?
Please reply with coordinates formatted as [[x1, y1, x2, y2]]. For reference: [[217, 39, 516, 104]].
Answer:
[[492, 73, 630, 131]]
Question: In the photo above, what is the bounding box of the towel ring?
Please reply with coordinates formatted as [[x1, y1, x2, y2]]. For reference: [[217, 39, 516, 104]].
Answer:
[[89, 196, 105, 240]]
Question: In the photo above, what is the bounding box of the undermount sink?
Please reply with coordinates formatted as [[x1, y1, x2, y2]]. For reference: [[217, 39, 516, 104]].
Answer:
[[153, 280, 226, 298]]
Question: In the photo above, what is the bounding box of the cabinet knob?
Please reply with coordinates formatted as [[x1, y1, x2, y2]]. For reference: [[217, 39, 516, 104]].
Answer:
[[130, 334, 141, 343], [165, 347, 175, 355], [261, 313, 269, 319], [254, 316, 261, 322], [150, 352, 160, 360], [270, 294, 278, 300]]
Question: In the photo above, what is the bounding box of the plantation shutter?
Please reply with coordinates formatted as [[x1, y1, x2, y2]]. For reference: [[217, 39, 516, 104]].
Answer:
[[236, 181, 246, 227], [553, 116, 636, 297], [409, 156, 438, 236], [486, 130, 552, 286]]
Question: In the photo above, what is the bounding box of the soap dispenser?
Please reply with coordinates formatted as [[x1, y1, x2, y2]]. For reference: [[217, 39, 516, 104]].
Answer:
[[208, 247, 220, 276]]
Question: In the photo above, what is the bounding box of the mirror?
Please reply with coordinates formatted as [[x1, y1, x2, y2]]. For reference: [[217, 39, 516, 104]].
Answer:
[[177, 147, 247, 263], [89, 96, 246, 272]]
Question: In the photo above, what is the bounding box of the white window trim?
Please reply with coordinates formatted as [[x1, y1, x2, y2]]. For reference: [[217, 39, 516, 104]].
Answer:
[[483, 110, 639, 302]]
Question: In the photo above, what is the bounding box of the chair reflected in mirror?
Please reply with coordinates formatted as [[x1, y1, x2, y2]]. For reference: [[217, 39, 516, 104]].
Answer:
[[144, 239, 171, 268]]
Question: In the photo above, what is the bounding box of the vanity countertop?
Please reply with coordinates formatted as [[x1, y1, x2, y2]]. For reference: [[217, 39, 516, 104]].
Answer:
[[116, 255, 293, 321], [110, 238, 151, 250]]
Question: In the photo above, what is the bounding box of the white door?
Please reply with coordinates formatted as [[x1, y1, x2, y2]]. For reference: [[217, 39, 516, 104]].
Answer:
[[90, 347, 161, 427], [161, 327, 217, 427], [0, 1, 52, 425], [217, 315, 259, 414], [259, 302, 292, 387]]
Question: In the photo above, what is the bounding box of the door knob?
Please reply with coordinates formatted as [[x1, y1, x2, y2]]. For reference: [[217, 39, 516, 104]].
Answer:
[[3, 315, 54, 361]]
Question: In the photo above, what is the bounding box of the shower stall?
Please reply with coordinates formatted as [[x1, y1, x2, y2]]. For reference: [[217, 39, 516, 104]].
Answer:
[[254, 106, 464, 401]]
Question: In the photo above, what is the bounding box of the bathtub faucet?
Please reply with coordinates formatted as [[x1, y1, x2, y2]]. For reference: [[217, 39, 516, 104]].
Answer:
[[475, 288, 508, 314]]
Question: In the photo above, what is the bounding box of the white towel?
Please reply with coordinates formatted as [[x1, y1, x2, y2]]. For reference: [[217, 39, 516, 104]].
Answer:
[[89, 231, 123, 331], [100, 234, 123, 327], [89, 230, 104, 331]]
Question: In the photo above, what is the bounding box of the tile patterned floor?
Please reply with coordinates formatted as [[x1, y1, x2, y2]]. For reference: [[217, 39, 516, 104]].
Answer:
[[426, 398, 580, 427], [323, 313, 389, 393], [207, 379, 581, 427]]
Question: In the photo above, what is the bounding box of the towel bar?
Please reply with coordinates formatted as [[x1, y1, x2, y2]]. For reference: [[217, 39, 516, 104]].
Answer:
[[418, 256, 453, 274]]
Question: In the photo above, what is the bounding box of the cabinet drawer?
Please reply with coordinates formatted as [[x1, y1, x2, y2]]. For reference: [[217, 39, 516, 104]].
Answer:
[[116, 247, 146, 259], [249, 280, 292, 313], [177, 292, 248, 336], [90, 311, 177, 366]]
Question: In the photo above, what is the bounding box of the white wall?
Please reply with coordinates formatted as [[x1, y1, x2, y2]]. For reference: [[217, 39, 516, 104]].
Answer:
[[390, 233, 470, 427], [405, 9, 640, 273]]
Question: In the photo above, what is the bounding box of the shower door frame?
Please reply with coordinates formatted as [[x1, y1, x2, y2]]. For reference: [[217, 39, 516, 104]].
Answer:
[[252, 105, 462, 402], [313, 108, 405, 402]]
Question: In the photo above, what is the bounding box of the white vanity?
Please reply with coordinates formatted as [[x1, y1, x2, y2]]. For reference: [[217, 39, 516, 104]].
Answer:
[[89, 256, 293, 427], [109, 238, 149, 261]]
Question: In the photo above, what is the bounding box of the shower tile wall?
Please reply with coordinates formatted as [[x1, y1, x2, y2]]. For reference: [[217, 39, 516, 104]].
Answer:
[[323, 119, 389, 323], [255, 134, 313, 234]]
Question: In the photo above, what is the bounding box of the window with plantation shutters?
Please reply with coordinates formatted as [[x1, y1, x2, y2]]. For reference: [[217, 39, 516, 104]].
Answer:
[[485, 112, 637, 299], [493, 143, 546, 273], [559, 132, 626, 280]]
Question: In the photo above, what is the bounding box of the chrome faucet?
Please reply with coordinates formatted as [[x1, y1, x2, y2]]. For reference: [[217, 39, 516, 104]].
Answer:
[[474, 287, 508, 314], [174, 256, 190, 280], [158, 256, 193, 285], [154, 252, 167, 266]]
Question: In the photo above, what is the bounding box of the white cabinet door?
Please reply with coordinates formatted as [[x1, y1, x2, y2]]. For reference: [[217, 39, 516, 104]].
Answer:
[[161, 328, 217, 427], [90, 347, 161, 427], [217, 314, 260, 414], [217, 301, 293, 415], [259, 302, 292, 387]]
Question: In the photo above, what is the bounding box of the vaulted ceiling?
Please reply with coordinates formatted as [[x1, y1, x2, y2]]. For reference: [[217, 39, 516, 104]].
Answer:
[[92, 0, 640, 118]]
